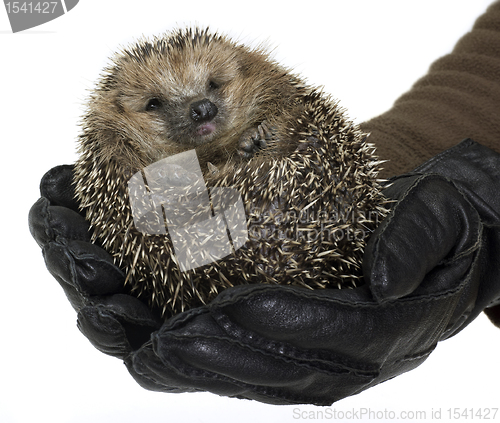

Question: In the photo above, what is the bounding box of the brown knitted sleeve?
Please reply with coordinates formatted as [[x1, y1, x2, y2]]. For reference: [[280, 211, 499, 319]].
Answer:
[[361, 1, 500, 178]]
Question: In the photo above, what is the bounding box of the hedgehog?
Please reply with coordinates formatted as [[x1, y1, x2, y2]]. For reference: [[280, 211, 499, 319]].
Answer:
[[74, 27, 388, 318]]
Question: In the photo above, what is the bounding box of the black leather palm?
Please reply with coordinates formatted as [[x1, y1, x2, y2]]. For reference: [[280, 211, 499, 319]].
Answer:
[[29, 139, 500, 405]]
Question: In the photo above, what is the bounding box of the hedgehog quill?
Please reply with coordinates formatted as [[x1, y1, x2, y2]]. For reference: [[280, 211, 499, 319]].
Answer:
[[74, 27, 388, 318]]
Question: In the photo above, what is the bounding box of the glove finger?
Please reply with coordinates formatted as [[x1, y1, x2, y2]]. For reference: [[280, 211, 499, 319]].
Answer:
[[40, 164, 81, 212], [29, 197, 91, 248], [126, 324, 368, 405], [78, 294, 161, 359], [125, 278, 473, 405], [363, 174, 482, 302], [125, 342, 196, 394], [126, 307, 370, 405], [43, 239, 125, 309]]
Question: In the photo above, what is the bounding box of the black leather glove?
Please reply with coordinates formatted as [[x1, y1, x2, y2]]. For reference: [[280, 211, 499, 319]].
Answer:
[[28, 139, 500, 405], [29, 166, 162, 356]]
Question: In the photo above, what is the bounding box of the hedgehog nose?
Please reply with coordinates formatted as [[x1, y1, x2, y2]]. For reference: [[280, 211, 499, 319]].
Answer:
[[190, 98, 218, 123]]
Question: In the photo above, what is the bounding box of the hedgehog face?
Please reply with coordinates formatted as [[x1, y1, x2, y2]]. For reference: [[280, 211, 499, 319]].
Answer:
[[83, 30, 297, 169], [113, 47, 239, 148], [87, 30, 288, 169]]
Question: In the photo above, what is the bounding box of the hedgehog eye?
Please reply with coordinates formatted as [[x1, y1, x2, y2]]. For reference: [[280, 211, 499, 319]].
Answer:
[[145, 98, 163, 111], [208, 80, 220, 90]]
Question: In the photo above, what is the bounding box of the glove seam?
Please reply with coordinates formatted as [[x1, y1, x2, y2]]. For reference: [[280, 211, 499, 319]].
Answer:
[[89, 300, 159, 328], [150, 331, 435, 406], [45, 239, 124, 299], [213, 282, 470, 310], [77, 305, 132, 357], [67, 240, 126, 290], [210, 308, 381, 374], [162, 331, 379, 377], [395, 344, 436, 365], [165, 307, 213, 331], [213, 307, 440, 372], [437, 224, 482, 268], [39, 197, 56, 243], [42, 240, 85, 296], [147, 340, 355, 406]]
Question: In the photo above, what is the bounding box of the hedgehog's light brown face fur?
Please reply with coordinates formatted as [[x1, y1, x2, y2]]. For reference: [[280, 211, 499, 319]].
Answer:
[[83, 28, 299, 172]]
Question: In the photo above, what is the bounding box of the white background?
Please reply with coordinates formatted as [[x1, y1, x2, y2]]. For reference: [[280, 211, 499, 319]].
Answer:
[[1, 1, 499, 422]]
